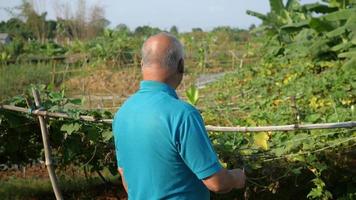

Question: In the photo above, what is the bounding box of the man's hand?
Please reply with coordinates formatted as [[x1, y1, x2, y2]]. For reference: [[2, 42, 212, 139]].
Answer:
[[118, 168, 128, 193], [203, 167, 246, 193], [229, 168, 246, 189]]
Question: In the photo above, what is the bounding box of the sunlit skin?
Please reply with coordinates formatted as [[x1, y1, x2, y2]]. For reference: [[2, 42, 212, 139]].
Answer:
[[140, 33, 184, 89]]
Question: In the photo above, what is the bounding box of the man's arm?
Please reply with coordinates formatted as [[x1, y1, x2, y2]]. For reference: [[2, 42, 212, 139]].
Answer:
[[202, 168, 246, 193], [118, 168, 128, 193], [178, 110, 246, 193]]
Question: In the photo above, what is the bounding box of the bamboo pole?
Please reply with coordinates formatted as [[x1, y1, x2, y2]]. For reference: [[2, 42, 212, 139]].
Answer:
[[31, 89, 63, 200], [0, 104, 112, 123], [1, 104, 355, 132], [205, 122, 356, 132]]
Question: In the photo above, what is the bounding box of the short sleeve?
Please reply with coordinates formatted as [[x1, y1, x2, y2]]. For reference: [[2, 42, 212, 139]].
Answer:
[[177, 110, 222, 179]]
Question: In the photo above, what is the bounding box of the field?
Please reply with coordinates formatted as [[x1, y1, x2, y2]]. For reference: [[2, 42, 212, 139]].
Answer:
[[1, 0, 356, 199]]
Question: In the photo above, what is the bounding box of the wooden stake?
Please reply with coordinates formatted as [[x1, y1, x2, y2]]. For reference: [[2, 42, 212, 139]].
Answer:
[[32, 88, 63, 200]]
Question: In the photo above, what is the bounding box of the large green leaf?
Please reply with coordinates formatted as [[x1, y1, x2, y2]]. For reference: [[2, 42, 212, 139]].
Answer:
[[329, 0, 356, 9], [246, 10, 268, 21], [102, 131, 113, 142], [270, 0, 285, 14], [281, 20, 310, 32], [326, 13, 356, 37], [286, 0, 300, 10], [61, 123, 81, 135], [303, 3, 338, 13], [310, 39, 330, 57], [338, 50, 356, 58], [326, 25, 347, 37], [322, 8, 356, 21], [342, 57, 356, 69], [330, 42, 353, 52], [309, 18, 335, 32], [294, 28, 316, 43], [352, 33, 356, 44], [345, 12, 356, 30]]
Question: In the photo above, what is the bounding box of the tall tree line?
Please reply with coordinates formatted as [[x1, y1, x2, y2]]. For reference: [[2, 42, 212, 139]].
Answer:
[[0, 0, 110, 43]]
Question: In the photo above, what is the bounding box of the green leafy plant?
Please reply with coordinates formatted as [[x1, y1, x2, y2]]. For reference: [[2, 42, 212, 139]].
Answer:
[[185, 85, 199, 106], [0, 85, 117, 176], [0, 52, 11, 64]]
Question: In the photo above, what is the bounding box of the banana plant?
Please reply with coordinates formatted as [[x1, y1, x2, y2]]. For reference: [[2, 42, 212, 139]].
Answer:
[[249, 0, 356, 66], [325, 0, 356, 9], [289, 4, 356, 62], [246, 0, 307, 34], [186, 85, 199, 106]]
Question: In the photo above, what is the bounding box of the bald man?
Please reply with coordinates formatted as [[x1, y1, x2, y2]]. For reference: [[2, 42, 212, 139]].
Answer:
[[113, 32, 245, 199]]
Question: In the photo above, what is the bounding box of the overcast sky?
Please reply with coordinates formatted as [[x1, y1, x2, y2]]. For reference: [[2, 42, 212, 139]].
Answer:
[[0, 0, 319, 32]]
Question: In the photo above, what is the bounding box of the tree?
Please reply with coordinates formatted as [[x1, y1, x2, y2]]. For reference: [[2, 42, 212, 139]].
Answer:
[[192, 27, 203, 32], [134, 26, 161, 36], [53, 0, 109, 40], [116, 23, 130, 33], [19, 0, 49, 43], [169, 25, 179, 35], [74, 0, 86, 39], [87, 4, 110, 38], [249, 24, 256, 30], [0, 18, 32, 39]]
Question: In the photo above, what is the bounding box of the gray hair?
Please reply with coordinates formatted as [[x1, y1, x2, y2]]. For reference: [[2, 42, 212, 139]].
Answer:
[[141, 32, 184, 68]]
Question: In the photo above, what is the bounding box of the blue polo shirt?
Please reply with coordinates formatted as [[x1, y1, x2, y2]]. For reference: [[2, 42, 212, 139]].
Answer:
[[113, 80, 222, 200]]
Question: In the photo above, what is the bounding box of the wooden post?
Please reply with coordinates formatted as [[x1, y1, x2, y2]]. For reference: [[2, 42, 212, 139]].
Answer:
[[32, 88, 63, 200], [51, 62, 56, 85]]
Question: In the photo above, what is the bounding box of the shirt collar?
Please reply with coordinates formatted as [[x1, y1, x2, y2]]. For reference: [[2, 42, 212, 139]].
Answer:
[[139, 80, 179, 99]]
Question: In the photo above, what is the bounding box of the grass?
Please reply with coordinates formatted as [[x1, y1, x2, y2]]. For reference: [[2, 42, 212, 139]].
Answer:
[[0, 63, 53, 101], [0, 62, 88, 102], [0, 172, 124, 200]]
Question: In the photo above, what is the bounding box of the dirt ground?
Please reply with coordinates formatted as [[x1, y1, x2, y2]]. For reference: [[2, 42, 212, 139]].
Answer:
[[65, 68, 141, 97], [63, 64, 230, 107], [63, 66, 200, 111], [0, 164, 48, 180], [0, 164, 127, 200]]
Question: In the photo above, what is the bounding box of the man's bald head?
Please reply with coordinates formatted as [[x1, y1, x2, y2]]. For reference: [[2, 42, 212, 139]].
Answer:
[[140, 32, 185, 89], [141, 32, 184, 69]]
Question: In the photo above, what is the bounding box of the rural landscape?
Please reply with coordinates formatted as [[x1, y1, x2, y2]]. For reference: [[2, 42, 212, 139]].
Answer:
[[0, 0, 355, 199]]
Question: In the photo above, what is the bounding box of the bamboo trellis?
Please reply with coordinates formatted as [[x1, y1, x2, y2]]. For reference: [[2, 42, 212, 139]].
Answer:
[[31, 89, 63, 200], [1, 104, 355, 132], [1, 96, 356, 200]]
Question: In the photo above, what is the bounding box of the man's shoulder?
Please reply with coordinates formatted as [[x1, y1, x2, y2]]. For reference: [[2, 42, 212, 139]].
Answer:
[[166, 95, 199, 114], [115, 90, 199, 119]]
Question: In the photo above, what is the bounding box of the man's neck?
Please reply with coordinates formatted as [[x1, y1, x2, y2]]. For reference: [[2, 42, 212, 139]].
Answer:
[[142, 66, 178, 89], [142, 78, 177, 89]]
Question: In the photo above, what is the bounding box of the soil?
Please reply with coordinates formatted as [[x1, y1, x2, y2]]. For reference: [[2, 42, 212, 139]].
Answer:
[[65, 68, 142, 98], [63, 67, 199, 111], [0, 164, 128, 200], [63, 65, 232, 106], [0, 164, 48, 180]]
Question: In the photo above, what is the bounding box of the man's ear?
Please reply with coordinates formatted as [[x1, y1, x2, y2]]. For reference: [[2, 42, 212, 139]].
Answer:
[[177, 59, 184, 74]]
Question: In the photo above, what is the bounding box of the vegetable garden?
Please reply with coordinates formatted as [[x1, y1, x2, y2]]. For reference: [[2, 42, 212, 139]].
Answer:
[[0, 0, 355, 199]]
